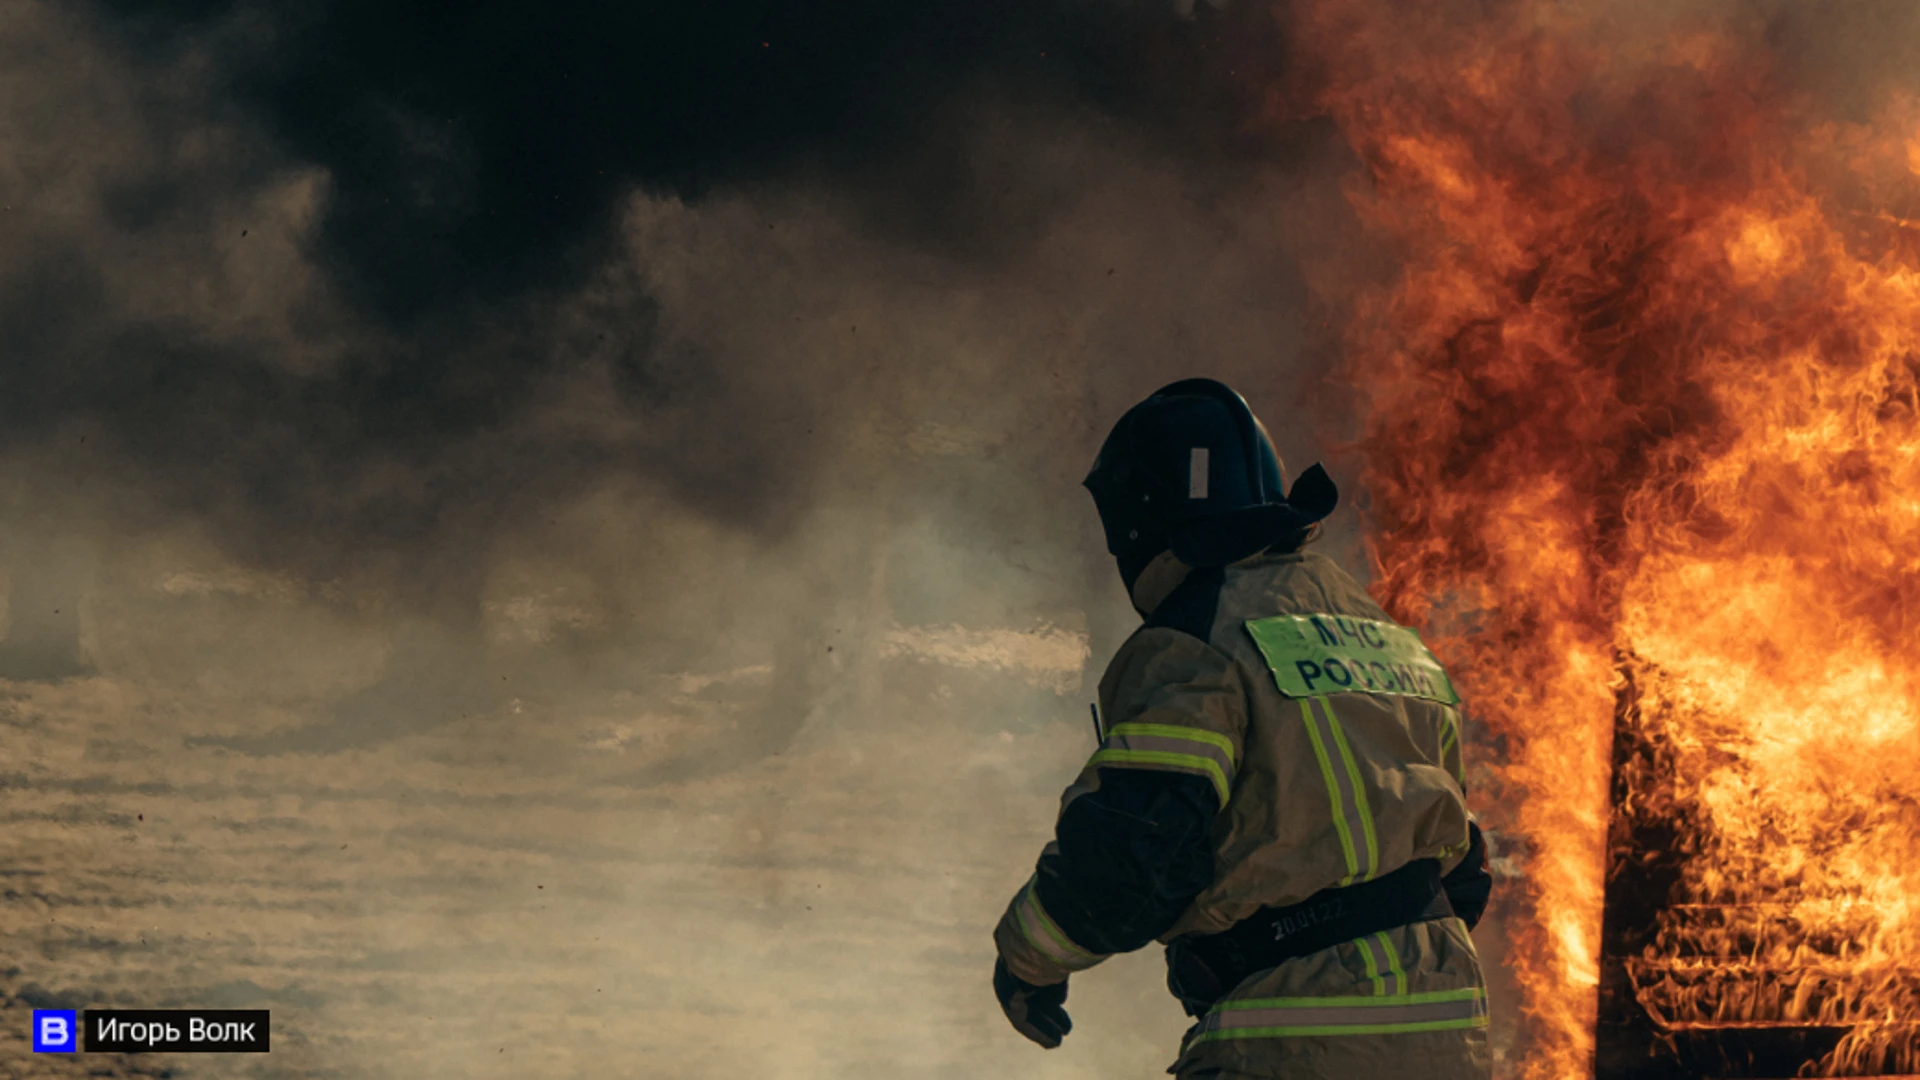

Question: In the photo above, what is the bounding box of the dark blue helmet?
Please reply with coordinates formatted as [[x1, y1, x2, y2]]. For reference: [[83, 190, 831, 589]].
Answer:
[[1084, 378, 1338, 590]]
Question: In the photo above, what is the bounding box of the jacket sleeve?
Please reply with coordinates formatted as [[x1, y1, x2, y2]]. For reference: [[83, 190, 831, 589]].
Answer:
[[993, 627, 1248, 986], [1441, 818, 1493, 930]]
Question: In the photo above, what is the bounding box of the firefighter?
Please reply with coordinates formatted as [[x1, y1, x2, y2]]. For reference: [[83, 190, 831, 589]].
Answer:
[[991, 378, 1494, 1079]]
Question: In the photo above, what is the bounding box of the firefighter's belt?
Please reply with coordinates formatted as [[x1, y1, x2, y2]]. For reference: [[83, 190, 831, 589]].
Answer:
[[1164, 858, 1452, 1017]]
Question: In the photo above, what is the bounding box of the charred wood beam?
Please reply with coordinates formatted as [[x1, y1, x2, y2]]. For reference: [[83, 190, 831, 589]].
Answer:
[[1594, 657, 1854, 1079]]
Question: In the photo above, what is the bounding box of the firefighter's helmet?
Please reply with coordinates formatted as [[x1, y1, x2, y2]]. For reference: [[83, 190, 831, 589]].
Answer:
[[1084, 378, 1338, 589]]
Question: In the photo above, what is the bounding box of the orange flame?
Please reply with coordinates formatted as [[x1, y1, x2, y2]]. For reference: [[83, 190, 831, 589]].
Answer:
[[1289, 1, 1920, 1075]]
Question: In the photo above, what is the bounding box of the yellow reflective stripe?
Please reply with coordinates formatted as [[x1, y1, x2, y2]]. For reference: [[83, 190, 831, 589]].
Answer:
[[1098, 722, 1237, 798], [1356, 935, 1385, 996], [1375, 931, 1408, 996], [1027, 883, 1099, 964], [1089, 748, 1230, 804], [1192, 1016, 1489, 1041], [1224, 988, 1484, 1009], [1298, 698, 1359, 884], [1190, 983, 1489, 1045], [1192, 986, 1488, 1043], [1103, 722, 1235, 760], [1012, 878, 1103, 970], [1323, 699, 1381, 882]]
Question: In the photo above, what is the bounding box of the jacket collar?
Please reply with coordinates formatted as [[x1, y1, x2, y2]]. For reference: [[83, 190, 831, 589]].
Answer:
[[1129, 550, 1193, 617], [1130, 548, 1316, 617]]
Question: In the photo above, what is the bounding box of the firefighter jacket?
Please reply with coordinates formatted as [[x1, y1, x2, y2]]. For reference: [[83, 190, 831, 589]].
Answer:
[[993, 548, 1480, 997]]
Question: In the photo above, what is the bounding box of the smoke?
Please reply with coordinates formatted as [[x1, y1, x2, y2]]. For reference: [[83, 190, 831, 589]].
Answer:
[[0, 1, 1379, 1077], [30, 0, 1918, 1073], [30, 0, 1918, 1074], [0, 0, 1350, 627], [0, 0, 1356, 705]]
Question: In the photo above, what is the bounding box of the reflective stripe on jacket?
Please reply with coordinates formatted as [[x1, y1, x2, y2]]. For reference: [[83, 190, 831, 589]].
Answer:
[[994, 549, 1473, 984], [1160, 550, 1471, 939], [1169, 916, 1491, 1079]]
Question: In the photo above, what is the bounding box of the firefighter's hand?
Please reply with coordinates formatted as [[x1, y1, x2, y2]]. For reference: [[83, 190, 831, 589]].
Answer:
[[994, 956, 1072, 1048]]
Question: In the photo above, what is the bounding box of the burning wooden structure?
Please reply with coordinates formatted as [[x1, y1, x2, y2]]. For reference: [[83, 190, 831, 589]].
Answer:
[[1271, 1, 1920, 1076], [1596, 660, 1920, 1079]]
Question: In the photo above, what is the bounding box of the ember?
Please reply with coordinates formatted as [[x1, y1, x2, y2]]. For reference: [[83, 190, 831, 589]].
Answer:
[[1288, 1, 1920, 1076]]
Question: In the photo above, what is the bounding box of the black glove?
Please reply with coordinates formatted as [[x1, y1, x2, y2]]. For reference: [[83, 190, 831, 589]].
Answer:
[[993, 956, 1072, 1048], [1442, 819, 1494, 930]]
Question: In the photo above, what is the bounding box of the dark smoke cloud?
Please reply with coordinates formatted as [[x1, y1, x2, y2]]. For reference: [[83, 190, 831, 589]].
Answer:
[[92, 0, 1296, 311], [9, 0, 1308, 597], [0, 0, 1363, 765]]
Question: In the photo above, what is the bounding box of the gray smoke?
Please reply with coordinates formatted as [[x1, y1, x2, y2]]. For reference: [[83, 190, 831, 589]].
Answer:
[[0, 2, 1378, 1076]]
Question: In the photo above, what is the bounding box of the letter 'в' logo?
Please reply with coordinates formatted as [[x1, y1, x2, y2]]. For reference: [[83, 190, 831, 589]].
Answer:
[[33, 1009, 78, 1052]]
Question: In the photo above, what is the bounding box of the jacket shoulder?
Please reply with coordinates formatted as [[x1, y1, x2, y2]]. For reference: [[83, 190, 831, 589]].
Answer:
[[1224, 551, 1393, 624], [1143, 565, 1226, 642], [1099, 595, 1244, 723]]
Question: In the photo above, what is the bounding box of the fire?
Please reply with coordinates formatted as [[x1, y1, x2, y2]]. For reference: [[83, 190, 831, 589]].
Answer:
[[1284, 1, 1920, 1076]]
